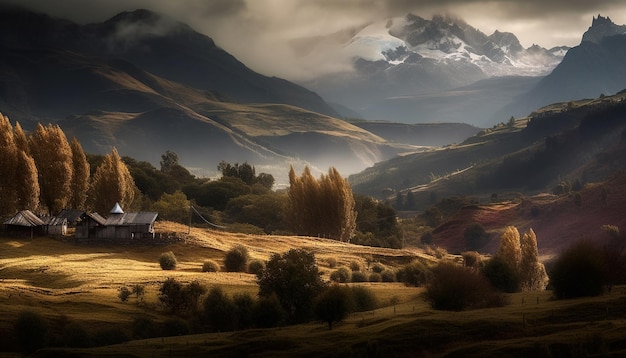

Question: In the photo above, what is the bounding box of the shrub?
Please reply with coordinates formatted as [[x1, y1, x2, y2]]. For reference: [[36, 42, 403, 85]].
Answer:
[[314, 285, 353, 330], [371, 263, 385, 273], [132, 316, 157, 339], [464, 223, 489, 251], [131, 284, 146, 302], [202, 260, 220, 273], [253, 293, 285, 328], [158, 277, 185, 314], [424, 263, 507, 311], [184, 280, 207, 312], [161, 317, 190, 337], [381, 270, 396, 282], [159, 251, 177, 270], [233, 293, 255, 330], [481, 255, 520, 293], [330, 267, 351, 283], [14, 310, 48, 353], [247, 259, 265, 276], [118, 286, 131, 302], [397, 260, 432, 287], [369, 273, 382, 282], [349, 261, 362, 272], [462, 251, 482, 269], [351, 271, 367, 283], [62, 321, 91, 348], [420, 230, 434, 245], [202, 286, 236, 332], [350, 286, 378, 312], [326, 257, 338, 268], [550, 240, 608, 299], [224, 244, 250, 272]]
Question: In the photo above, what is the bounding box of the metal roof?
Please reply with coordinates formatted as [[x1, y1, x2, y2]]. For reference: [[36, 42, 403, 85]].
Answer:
[[81, 212, 107, 226], [3, 210, 45, 227], [104, 212, 158, 226], [41, 216, 68, 226], [110, 202, 124, 214], [57, 209, 85, 223]]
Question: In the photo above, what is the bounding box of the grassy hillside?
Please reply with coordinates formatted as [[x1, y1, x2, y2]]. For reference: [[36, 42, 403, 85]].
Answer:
[[1, 223, 626, 356]]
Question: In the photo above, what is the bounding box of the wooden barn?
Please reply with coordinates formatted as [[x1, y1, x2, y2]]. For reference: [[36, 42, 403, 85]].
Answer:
[[74, 203, 158, 240], [41, 216, 68, 236], [3, 210, 46, 238], [56, 209, 86, 227], [74, 212, 107, 239]]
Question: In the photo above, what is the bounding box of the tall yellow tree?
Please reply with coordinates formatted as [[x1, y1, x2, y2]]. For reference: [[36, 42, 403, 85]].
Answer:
[[286, 166, 356, 242], [0, 113, 18, 215], [29, 123, 73, 214], [89, 148, 136, 214], [15, 150, 39, 211], [496, 226, 522, 267], [69, 137, 90, 209], [519, 228, 549, 291]]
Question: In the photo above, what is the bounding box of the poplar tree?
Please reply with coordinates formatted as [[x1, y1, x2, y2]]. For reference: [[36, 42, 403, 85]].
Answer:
[[15, 150, 39, 211], [69, 137, 90, 209], [90, 148, 136, 214], [286, 166, 356, 242], [519, 228, 549, 291], [29, 123, 73, 214], [496, 226, 522, 267], [0, 113, 18, 215]]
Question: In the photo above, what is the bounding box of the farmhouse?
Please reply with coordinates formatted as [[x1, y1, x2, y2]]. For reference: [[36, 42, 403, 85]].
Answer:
[[75, 203, 158, 240]]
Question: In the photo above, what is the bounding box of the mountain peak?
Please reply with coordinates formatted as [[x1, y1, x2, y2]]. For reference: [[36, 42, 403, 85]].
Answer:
[[582, 14, 626, 44]]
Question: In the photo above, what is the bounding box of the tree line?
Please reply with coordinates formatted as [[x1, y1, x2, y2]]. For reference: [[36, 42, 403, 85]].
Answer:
[[1, 114, 401, 248]]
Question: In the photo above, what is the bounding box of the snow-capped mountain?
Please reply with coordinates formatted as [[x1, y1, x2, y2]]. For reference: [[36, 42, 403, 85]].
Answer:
[[307, 14, 568, 121]]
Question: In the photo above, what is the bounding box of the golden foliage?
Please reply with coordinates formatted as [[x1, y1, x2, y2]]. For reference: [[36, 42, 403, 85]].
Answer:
[[286, 166, 356, 242], [29, 123, 73, 214], [89, 147, 137, 214], [69, 137, 90, 210]]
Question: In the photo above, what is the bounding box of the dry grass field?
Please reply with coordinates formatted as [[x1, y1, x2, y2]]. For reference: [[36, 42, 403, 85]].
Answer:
[[1, 221, 625, 357]]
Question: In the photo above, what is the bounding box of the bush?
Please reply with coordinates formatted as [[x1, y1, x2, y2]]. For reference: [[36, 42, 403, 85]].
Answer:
[[381, 270, 396, 282], [326, 257, 338, 268], [397, 260, 432, 287], [224, 244, 250, 272], [462, 251, 482, 269], [202, 260, 220, 272], [62, 321, 91, 348], [202, 286, 236, 332], [424, 263, 507, 311], [464, 223, 489, 251], [371, 263, 385, 273], [253, 294, 285, 328], [14, 310, 48, 353], [481, 255, 520, 293], [350, 286, 378, 312], [351, 271, 367, 283], [314, 285, 352, 330], [159, 251, 177, 270], [161, 317, 190, 337], [369, 272, 382, 282], [118, 286, 131, 302], [233, 293, 255, 330], [132, 316, 157, 339], [349, 261, 362, 272], [550, 240, 608, 299], [131, 284, 146, 302], [158, 277, 185, 314], [330, 267, 351, 283], [247, 259, 265, 276]]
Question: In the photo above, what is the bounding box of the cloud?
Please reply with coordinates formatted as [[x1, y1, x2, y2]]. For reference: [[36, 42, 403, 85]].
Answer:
[[2, 0, 626, 80]]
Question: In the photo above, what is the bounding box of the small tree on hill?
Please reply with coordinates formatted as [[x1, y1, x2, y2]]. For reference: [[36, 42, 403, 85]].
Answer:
[[314, 285, 352, 330]]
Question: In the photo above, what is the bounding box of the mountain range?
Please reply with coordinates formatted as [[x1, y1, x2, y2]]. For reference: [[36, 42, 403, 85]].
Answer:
[[0, 5, 478, 182], [307, 14, 626, 128]]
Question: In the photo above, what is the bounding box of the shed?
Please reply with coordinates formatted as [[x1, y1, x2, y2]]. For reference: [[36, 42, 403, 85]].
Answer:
[[41, 216, 68, 236], [56, 209, 86, 227], [3, 210, 45, 238], [74, 212, 107, 239], [101, 211, 158, 239]]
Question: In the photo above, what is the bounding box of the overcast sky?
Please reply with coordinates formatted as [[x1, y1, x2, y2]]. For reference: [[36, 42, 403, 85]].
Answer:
[[4, 0, 626, 81]]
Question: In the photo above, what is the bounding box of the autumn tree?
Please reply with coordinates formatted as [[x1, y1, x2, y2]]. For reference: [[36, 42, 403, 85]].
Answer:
[[89, 148, 137, 214], [29, 123, 73, 214], [69, 137, 90, 209], [519, 228, 549, 291], [286, 166, 356, 242], [0, 113, 18, 215], [15, 150, 39, 211], [497, 226, 522, 266]]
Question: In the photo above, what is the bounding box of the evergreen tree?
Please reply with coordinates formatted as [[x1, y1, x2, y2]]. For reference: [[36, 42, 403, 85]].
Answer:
[[29, 123, 73, 214], [90, 148, 136, 214], [69, 137, 90, 209]]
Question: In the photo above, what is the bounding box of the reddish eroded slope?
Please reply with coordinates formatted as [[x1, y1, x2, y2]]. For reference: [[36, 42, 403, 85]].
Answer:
[[432, 172, 626, 256]]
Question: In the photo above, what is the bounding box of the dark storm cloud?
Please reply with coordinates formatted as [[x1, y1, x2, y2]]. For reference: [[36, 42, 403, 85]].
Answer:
[[1, 0, 625, 80]]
